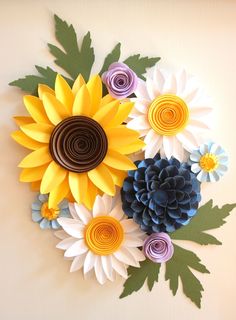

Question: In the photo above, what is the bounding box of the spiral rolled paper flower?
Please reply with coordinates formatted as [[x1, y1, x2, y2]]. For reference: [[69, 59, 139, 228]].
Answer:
[[121, 153, 201, 233], [143, 232, 174, 263], [102, 62, 138, 99], [11, 73, 145, 210], [128, 65, 212, 161], [56, 194, 145, 284]]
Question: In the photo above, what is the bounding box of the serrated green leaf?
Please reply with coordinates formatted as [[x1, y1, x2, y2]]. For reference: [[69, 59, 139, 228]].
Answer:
[[119, 259, 161, 299], [123, 54, 160, 80], [9, 65, 73, 96], [165, 244, 209, 308], [171, 200, 236, 245], [48, 15, 94, 81], [99, 43, 121, 76]]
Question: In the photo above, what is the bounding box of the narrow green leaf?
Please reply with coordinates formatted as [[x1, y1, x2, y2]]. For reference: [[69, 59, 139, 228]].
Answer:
[[123, 54, 160, 80], [171, 201, 236, 245], [165, 245, 210, 308], [99, 43, 121, 76], [48, 15, 94, 81], [9, 66, 73, 96], [119, 259, 161, 299]]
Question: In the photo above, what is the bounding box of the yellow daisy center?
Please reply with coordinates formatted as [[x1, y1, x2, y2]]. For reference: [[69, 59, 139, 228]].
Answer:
[[41, 202, 59, 221], [148, 94, 189, 136], [84, 216, 124, 255], [199, 153, 219, 172]]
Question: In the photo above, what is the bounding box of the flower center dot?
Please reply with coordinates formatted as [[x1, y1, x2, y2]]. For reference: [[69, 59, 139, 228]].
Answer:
[[84, 216, 124, 255], [41, 202, 59, 221], [148, 94, 189, 136], [199, 153, 219, 172]]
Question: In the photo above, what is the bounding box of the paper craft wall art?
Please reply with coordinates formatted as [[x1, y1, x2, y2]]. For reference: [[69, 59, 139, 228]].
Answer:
[[10, 15, 236, 308]]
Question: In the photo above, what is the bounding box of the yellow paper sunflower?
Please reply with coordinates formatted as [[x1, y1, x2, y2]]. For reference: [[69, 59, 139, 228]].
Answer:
[[12, 74, 145, 209]]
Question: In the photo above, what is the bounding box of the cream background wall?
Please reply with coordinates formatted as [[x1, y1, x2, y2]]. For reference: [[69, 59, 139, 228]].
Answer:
[[0, 0, 236, 319]]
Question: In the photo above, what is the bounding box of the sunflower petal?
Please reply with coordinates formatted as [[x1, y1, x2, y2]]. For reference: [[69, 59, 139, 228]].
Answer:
[[11, 131, 46, 150], [38, 84, 55, 99], [68, 172, 88, 204], [13, 116, 34, 126], [86, 75, 102, 116], [20, 164, 48, 182], [55, 74, 74, 113], [93, 100, 119, 128], [42, 93, 70, 125], [18, 146, 52, 168], [20, 123, 54, 143], [48, 178, 70, 209], [112, 140, 145, 155], [88, 163, 115, 196], [72, 74, 86, 95], [72, 84, 91, 116], [103, 149, 136, 170], [105, 126, 140, 148], [40, 161, 67, 194], [83, 178, 98, 209], [100, 94, 115, 107], [106, 102, 134, 128], [31, 181, 41, 191], [23, 95, 49, 124], [107, 167, 127, 187]]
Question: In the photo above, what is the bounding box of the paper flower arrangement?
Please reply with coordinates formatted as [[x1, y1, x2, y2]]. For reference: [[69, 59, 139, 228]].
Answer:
[[10, 15, 235, 309]]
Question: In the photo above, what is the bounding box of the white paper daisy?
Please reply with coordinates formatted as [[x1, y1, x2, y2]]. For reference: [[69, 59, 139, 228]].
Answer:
[[127, 64, 212, 160], [55, 194, 145, 284], [190, 141, 228, 182]]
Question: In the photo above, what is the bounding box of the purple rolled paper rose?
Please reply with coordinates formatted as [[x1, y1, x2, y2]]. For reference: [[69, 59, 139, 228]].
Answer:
[[143, 232, 174, 263], [102, 62, 138, 99]]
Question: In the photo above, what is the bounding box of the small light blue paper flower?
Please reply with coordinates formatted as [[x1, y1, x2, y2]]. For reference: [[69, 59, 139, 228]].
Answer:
[[31, 194, 70, 229], [189, 141, 228, 182]]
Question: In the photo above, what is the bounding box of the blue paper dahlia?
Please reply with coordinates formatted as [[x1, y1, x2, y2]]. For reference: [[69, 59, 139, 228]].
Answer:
[[121, 154, 201, 233]]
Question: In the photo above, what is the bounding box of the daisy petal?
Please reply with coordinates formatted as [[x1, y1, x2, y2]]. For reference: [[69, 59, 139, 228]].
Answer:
[[54, 230, 68, 240], [93, 195, 106, 217], [120, 219, 140, 233], [111, 255, 128, 279], [127, 115, 150, 130], [101, 255, 113, 280], [70, 254, 86, 272], [109, 203, 124, 221], [209, 171, 220, 182], [83, 251, 96, 274], [74, 203, 92, 224], [191, 163, 201, 173], [123, 235, 144, 247], [144, 133, 162, 158], [126, 247, 146, 261], [94, 256, 107, 284], [114, 246, 139, 267], [102, 194, 113, 214], [176, 130, 198, 152], [163, 136, 174, 159], [65, 239, 88, 257], [56, 237, 77, 250], [135, 79, 150, 100], [57, 218, 84, 238]]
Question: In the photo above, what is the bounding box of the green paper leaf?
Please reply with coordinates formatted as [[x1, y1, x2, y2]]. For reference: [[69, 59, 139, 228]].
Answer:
[[165, 244, 210, 308], [119, 259, 161, 299], [171, 200, 236, 245], [99, 43, 121, 76], [123, 54, 160, 80], [9, 66, 73, 95], [48, 14, 95, 81]]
